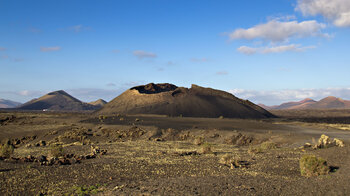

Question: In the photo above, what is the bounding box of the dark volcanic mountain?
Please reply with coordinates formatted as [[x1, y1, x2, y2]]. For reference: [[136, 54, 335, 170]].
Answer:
[[97, 83, 275, 118], [262, 96, 350, 110], [17, 90, 98, 111], [89, 99, 107, 107], [0, 99, 22, 108]]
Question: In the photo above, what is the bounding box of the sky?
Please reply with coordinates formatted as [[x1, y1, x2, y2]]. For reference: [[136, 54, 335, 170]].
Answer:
[[1, 0, 350, 105]]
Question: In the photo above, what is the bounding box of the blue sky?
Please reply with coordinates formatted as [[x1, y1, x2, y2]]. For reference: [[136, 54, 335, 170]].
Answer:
[[1, 0, 350, 105]]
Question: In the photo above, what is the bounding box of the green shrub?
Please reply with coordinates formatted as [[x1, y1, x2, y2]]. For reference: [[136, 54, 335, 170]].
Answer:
[[49, 144, 64, 158], [71, 184, 101, 196], [0, 143, 14, 158], [300, 155, 329, 177]]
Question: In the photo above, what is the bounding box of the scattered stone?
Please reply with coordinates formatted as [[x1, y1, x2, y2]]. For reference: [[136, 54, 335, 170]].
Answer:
[[313, 134, 346, 149], [153, 138, 164, 142], [38, 155, 47, 162], [334, 138, 345, 147], [178, 151, 200, 156], [85, 154, 96, 159]]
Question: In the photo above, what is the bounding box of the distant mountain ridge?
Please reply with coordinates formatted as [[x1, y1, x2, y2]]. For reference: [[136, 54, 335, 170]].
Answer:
[[0, 99, 22, 108], [17, 90, 99, 111], [260, 96, 350, 110]]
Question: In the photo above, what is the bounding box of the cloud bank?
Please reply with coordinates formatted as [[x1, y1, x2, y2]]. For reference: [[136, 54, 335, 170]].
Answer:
[[296, 0, 350, 27], [229, 20, 326, 42], [229, 88, 350, 105], [237, 44, 315, 55]]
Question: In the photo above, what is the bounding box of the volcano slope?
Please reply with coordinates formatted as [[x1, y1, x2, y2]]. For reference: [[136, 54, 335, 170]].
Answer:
[[17, 90, 98, 111], [97, 83, 274, 119]]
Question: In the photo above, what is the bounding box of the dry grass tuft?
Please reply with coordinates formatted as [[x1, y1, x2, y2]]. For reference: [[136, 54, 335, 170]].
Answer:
[[199, 142, 213, 154], [193, 136, 204, 146], [0, 140, 14, 158], [49, 144, 64, 158], [248, 141, 277, 154]]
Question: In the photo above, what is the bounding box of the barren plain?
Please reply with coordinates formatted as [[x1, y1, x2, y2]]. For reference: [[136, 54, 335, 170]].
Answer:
[[1, 110, 350, 195]]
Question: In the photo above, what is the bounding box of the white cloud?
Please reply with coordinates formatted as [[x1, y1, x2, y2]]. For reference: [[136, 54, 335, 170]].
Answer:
[[0, 90, 43, 98], [237, 44, 315, 55], [66, 88, 123, 102], [296, 0, 350, 27], [229, 20, 326, 42], [216, 71, 228, 75], [133, 50, 157, 59], [228, 87, 350, 105], [190, 58, 209, 63], [123, 81, 147, 87], [112, 50, 120, 54], [237, 46, 258, 55], [267, 15, 297, 21], [40, 46, 61, 52], [0, 47, 6, 51], [106, 83, 116, 87]]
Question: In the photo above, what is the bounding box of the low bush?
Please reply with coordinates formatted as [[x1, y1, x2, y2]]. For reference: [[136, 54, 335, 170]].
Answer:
[[0, 142, 14, 158], [300, 155, 329, 177], [260, 141, 277, 150], [199, 142, 213, 154], [219, 154, 235, 165], [66, 184, 101, 196], [248, 141, 277, 154], [193, 136, 204, 146], [49, 144, 64, 158]]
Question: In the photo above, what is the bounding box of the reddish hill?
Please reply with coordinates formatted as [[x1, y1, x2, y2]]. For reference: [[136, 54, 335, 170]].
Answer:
[[263, 96, 350, 110], [97, 83, 275, 119]]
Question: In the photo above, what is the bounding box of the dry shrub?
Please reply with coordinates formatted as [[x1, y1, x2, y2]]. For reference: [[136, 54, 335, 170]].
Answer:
[[219, 154, 235, 165], [193, 136, 204, 146], [248, 145, 263, 154], [219, 154, 247, 168], [248, 141, 277, 154], [300, 155, 329, 177], [260, 141, 277, 150], [49, 144, 64, 158], [0, 141, 14, 158], [199, 142, 213, 154]]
